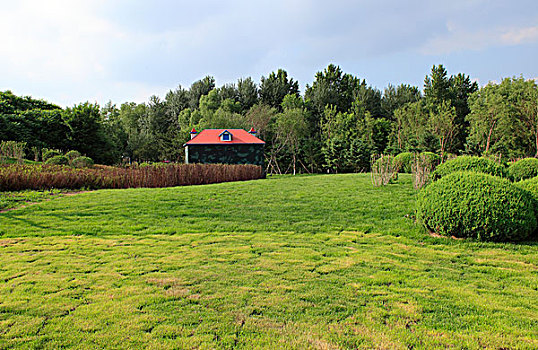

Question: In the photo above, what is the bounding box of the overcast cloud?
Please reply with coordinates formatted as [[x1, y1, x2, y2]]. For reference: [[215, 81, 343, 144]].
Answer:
[[0, 0, 536, 106]]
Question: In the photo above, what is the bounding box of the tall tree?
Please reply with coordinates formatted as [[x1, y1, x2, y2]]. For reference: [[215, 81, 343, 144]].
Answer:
[[428, 100, 458, 158], [63, 102, 115, 163], [467, 80, 520, 158], [188, 76, 215, 110], [259, 69, 299, 110], [381, 84, 421, 120], [424, 65, 451, 104], [237, 77, 258, 112], [274, 99, 308, 175], [305, 64, 360, 115]]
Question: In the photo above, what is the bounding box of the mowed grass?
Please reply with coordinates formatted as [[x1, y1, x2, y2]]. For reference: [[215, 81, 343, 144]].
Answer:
[[0, 174, 537, 349]]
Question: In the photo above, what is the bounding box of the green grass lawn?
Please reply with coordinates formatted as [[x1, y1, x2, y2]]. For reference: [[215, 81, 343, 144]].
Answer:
[[0, 174, 537, 349]]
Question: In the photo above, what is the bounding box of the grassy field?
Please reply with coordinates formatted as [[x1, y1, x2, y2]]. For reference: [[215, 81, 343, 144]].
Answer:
[[0, 174, 537, 349]]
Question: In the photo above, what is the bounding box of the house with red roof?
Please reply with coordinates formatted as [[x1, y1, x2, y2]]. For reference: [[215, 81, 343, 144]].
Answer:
[[184, 128, 265, 166]]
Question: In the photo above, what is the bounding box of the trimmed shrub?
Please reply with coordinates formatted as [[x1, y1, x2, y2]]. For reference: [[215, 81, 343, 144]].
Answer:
[[417, 171, 536, 241], [42, 149, 62, 161], [394, 152, 413, 173], [516, 176, 538, 201], [508, 158, 538, 182], [71, 156, 94, 168], [45, 155, 69, 165], [65, 150, 82, 162], [432, 156, 507, 180]]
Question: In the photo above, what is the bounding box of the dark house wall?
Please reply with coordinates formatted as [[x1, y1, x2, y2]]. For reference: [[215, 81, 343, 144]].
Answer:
[[186, 144, 264, 166]]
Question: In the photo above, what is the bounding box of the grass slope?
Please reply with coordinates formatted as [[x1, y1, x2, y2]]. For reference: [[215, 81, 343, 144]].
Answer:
[[0, 174, 537, 349]]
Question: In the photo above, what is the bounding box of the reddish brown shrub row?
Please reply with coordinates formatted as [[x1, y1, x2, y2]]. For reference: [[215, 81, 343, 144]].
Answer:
[[0, 163, 264, 191]]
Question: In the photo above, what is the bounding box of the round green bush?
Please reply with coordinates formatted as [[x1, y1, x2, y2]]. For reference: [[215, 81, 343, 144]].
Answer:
[[515, 176, 538, 200], [508, 158, 538, 182], [394, 152, 413, 173], [45, 155, 69, 165], [417, 171, 537, 241], [432, 156, 507, 180], [71, 156, 94, 168], [421, 152, 441, 167], [42, 149, 62, 161], [65, 150, 82, 162]]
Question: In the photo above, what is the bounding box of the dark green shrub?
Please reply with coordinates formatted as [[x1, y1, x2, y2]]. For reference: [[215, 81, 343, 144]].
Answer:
[[65, 150, 82, 162], [417, 171, 536, 241], [42, 149, 62, 161], [45, 155, 69, 165], [432, 156, 507, 180], [394, 152, 413, 173], [71, 156, 94, 168], [508, 158, 538, 182]]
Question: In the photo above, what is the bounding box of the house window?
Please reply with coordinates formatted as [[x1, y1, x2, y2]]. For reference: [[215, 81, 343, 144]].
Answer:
[[220, 132, 232, 141]]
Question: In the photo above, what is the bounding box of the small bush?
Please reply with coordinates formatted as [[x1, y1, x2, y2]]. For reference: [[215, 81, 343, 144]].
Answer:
[[371, 155, 398, 186], [65, 150, 82, 162], [71, 156, 94, 168], [421, 152, 441, 168], [412, 153, 437, 190], [45, 155, 69, 165], [508, 158, 538, 182], [394, 152, 413, 173], [432, 156, 507, 180], [42, 149, 62, 161], [417, 171, 536, 241]]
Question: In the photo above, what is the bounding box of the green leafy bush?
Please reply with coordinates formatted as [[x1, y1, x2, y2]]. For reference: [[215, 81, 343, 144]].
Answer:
[[432, 156, 507, 180], [417, 171, 536, 241], [421, 152, 441, 168], [44, 155, 69, 165], [71, 156, 94, 168], [65, 150, 82, 162], [515, 176, 538, 201], [42, 149, 62, 161], [508, 158, 538, 182], [394, 152, 413, 173]]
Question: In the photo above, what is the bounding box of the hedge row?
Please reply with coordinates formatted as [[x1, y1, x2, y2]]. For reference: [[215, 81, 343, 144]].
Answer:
[[0, 163, 264, 191]]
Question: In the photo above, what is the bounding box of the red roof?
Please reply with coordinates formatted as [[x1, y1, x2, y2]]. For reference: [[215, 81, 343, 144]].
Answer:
[[185, 129, 265, 145]]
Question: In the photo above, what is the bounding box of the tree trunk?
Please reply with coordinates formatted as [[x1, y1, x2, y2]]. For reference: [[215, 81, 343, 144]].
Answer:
[[486, 119, 497, 154]]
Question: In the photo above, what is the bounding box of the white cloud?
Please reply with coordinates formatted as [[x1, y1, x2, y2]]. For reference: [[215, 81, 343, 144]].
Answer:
[[501, 26, 538, 45], [419, 23, 538, 55]]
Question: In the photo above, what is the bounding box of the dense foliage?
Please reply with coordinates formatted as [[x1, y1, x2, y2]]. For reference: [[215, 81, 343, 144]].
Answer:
[[1, 65, 536, 173], [0, 164, 263, 191], [417, 171, 537, 241], [508, 158, 538, 182], [71, 156, 94, 168], [432, 156, 507, 180], [515, 176, 538, 202], [44, 155, 69, 165], [394, 152, 413, 173]]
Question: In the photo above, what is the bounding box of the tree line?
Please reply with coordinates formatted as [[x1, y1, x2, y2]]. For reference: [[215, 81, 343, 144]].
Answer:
[[1, 64, 536, 173]]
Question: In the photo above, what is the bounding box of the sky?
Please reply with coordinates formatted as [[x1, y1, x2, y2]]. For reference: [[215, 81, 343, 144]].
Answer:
[[1, 0, 537, 107]]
